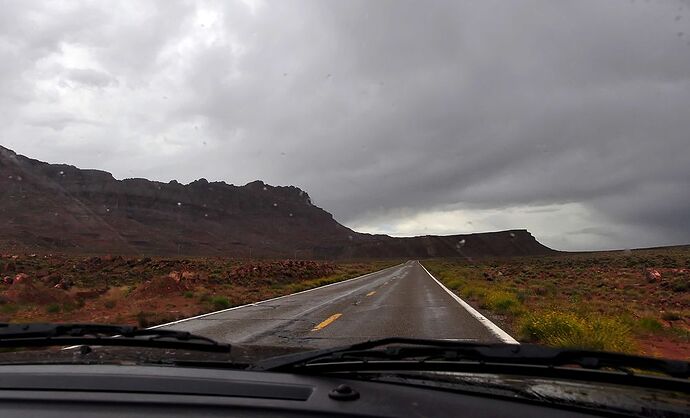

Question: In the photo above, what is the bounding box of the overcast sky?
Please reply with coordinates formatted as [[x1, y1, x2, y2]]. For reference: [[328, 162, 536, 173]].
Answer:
[[1, 0, 689, 251]]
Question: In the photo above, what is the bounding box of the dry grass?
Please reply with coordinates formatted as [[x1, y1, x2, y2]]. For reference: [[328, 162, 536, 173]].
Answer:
[[519, 311, 634, 352], [423, 246, 690, 359], [0, 255, 399, 327]]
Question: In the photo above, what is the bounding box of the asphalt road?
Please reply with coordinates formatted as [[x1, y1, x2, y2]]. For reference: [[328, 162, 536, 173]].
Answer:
[[159, 261, 516, 349]]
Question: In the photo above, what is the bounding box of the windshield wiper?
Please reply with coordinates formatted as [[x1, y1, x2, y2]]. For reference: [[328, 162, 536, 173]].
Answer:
[[254, 337, 689, 390], [0, 323, 230, 353]]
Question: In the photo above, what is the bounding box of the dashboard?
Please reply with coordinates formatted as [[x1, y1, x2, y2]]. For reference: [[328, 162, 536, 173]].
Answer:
[[0, 364, 619, 417]]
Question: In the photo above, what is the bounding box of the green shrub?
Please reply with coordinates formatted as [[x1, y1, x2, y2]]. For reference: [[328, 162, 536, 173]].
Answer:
[[670, 278, 689, 292], [136, 311, 152, 328], [284, 283, 301, 293], [534, 283, 557, 297], [183, 291, 194, 299], [520, 311, 633, 353], [521, 311, 582, 342], [211, 296, 231, 310], [571, 318, 632, 352], [484, 291, 521, 314], [637, 317, 663, 332], [123, 285, 135, 296], [461, 285, 486, 300], [104, 300, 116, 309], [0, 304, 19, 314], [61, 302, 80, 313], [661, 311, 683, 321], [445, 278, 464, 290], [46, 304, 61, 314]]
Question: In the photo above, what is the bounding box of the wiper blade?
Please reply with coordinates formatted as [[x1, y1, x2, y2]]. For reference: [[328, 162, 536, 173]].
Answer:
[[254, 337, 689, 379], [0, 323, 230, 353]]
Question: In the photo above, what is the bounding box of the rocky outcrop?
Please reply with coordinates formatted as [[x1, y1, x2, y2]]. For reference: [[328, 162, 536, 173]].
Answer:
[[0, 146, 555, 258]]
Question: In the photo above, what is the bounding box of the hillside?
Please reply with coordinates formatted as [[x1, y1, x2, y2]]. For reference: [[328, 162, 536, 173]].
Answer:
[[0, 146, 555, 258]]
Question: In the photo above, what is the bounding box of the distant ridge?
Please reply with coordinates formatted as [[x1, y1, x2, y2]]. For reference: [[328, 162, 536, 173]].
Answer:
[[0, 146, 555, 258]]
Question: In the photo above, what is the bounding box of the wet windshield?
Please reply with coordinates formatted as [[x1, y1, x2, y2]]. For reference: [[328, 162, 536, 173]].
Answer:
[[0, 0, 688, 363]]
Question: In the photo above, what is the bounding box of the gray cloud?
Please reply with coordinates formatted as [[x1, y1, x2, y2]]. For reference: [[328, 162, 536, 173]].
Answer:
[[1, 0, 689, 251], [26, 113, 104, 131], [61, 68, 118, 88]]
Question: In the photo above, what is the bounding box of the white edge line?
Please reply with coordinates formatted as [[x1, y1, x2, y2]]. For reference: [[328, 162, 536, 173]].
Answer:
[[63, 262, 407, 350], [417, 261, 519, 345], [147, 262, 407, 329]]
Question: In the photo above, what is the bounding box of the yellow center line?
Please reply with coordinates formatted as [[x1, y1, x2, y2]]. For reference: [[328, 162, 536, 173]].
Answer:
[[366, 291, 376, 297], [311, 313, 343, 331]]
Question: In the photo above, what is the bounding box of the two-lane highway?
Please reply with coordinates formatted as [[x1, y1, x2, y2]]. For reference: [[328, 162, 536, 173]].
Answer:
[[158, 261, 517, 349]]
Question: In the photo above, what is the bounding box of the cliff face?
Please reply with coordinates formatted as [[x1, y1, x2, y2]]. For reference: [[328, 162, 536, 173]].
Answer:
[[0, 146, 555, 258]]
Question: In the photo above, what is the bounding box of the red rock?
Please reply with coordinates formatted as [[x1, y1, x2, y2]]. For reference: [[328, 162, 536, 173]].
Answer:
[[0, 146, 556, 259], [646, 269, 662, 283], [12, 273, 30, 285], [168, 270, 201, 284]]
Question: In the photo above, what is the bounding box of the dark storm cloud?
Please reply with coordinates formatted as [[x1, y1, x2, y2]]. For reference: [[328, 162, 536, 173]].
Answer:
[[1, 0, 689, 250]]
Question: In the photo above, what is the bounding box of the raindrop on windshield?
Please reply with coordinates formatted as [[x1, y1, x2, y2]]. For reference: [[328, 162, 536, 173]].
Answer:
[[348, 235, 354, 241], [59, 171, 65, 176], [289, 213, 293, 217], [510, 233, 516, 238], [273, 203, 278, 207], [177, 202, 182, 207], [263, 186, 268, 191]]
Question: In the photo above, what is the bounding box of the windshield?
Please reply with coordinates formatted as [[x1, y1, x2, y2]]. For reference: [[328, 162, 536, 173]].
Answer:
[[0, 0, 688, 364]]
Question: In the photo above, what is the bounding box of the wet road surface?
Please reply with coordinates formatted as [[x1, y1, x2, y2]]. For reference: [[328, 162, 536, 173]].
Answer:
[[159, 261, 516, 349]]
